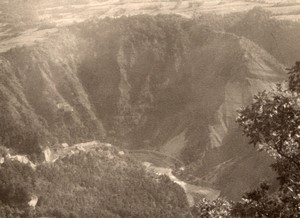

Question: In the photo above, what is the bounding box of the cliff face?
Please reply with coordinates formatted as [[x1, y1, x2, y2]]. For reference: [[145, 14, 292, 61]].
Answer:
[[0, 14, 288, 199]]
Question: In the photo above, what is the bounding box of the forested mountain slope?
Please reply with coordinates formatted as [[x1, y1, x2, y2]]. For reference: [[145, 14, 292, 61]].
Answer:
[[0, 11, 291, 200], [0, 144, 191, 218]]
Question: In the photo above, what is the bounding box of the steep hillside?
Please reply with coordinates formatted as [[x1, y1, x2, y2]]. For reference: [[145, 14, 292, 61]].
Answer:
[[0, 14, 287, 200], [227, 7, 300, 66], [0, 143, 191, 218], [0, 31, 105, 157]]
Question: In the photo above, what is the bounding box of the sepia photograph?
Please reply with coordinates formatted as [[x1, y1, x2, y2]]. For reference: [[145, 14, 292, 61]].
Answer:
[[0, 0, 300, 217]]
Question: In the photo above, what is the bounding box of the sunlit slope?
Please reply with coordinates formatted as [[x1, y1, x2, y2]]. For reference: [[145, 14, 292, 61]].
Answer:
[[227, 8, 300, 66]]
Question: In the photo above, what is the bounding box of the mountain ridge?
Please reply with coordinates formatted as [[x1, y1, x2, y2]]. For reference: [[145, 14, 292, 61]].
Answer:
[[0, 14, 289, 200]]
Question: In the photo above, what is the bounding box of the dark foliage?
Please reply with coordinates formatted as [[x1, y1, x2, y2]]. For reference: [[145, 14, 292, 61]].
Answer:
[[235, 62, 300, 217], [0, 160, 36, 218], [0, 144, 191, 218]]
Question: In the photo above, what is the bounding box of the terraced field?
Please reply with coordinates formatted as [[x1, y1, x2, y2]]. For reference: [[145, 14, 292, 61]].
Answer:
[[35, 0, 300, 24], [1, 0, 300, 55]]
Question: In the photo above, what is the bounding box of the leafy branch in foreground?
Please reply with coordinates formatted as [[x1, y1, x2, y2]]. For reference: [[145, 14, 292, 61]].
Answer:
[[235, 61, 300, 217]]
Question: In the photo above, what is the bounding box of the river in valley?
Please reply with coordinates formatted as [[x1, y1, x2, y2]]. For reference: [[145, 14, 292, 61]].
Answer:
[[143, 162, 220, 206]]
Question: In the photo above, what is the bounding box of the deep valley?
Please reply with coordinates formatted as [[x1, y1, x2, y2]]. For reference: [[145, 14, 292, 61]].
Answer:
[[1, 1, 300, 217]]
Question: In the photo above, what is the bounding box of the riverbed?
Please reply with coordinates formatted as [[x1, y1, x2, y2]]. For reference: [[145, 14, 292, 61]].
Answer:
[[143, 162, 220, 206]]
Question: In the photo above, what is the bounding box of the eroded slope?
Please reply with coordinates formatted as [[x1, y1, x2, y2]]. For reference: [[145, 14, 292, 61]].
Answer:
[[0, 15, 287, 200]]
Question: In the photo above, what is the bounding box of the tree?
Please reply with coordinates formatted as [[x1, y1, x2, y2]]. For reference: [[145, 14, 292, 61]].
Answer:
[[234, 62, 300, 217], [0, 160, 36, 218], [191, 198, 232, 218]]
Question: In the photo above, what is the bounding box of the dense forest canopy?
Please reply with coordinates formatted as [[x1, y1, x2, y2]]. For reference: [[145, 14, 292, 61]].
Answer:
[[0, 146, 191, 218]]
